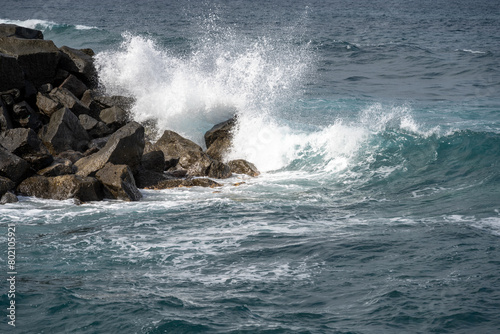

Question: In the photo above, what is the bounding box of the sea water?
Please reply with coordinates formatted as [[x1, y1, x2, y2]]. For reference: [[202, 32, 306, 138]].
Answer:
[[1, 0, 500, 332]]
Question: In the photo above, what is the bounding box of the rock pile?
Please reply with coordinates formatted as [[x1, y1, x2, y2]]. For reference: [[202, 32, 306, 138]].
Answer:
[[0, 24, 259, 204]]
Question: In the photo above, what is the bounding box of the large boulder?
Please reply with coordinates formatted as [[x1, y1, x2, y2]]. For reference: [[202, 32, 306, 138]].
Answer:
[[134, 168, 171, 189], [37, 159, 74, 177], [153, 130, 212, 176], [40, 107, 90, 154], [99, 106, 128, 130], [0, 53, 25, 91], [17, 174, 103, 202], [228, 159, 260, 177], [0, 37, 60, 87], [79, 114, 112, 138], [141, 150, 165, 173], [204, 118, 236, 161], [0, 146, 30, 183], [0, 24, 43, 39], [95, 163, 142, 201], [59, 74, 87, 99], [0, 176, 15, 197], [0, 128, 43, 156], [36, 92, 63, 117], [74, 121, 145, 176], [59, 46, 97, 88], [207, 160, 232, 179]]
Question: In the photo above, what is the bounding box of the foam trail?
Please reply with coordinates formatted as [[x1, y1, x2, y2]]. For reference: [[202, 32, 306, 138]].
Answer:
[[0, 18, 97, 31]]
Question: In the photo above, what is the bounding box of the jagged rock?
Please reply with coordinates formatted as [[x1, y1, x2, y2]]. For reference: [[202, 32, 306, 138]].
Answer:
[[0, 99, 13, 132], [37, 159, 74, 177], [54, 68, 70, 85], [207, 160, 232, 179], [0, 24, 43, 39], [99, 106, 128, 130], [80, 90, 102, 117], [59, 46, 97, 88], [39, 83, 53, 93], [17, 174, 103, 202], [74, 121, 145, 176], [40, 107, 90, 154], [0, 128, 43, 156], [49, 87, 90, 116], [79, 114, 98, 130], [57, 150, 83, 164], [59, 74, 87, 99], [36, 92, 62, 117], [153, 130, 212, 176], [204, 118, 236, 161], [0, 37, 60, 87], [87, 136, 109, 151], [95, 95, 135, 112], [165, 168, 187, 178], [12, 101, 41, 129], [0, 146, 29, 183], [0, 176, 15, 197], [0, 89, 21, 106], [0, 191, 18, 204], [228, 159, 260, 177], [95, 163, 142, 201], [145, 178, 222, 190], [141, 150, 165, 173], [0, 53, 25, 91]]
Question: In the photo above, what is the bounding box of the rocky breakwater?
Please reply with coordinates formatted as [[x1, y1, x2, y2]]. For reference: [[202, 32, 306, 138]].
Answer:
[[0, 24, 259, 204]]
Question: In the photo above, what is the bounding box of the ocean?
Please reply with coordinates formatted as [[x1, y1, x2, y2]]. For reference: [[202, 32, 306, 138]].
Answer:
[[1, 0, 500, 332]]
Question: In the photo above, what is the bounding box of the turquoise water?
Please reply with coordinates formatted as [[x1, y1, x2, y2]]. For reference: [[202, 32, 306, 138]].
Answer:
[[1, 0, 500, 332]]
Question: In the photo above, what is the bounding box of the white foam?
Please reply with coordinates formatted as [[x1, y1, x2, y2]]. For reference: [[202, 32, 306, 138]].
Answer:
[[0, 18, 97, 31]]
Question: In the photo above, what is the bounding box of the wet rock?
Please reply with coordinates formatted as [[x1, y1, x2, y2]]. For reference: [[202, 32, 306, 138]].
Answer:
[[0, 146, 30, 183], [59, 46, 97, 88], [204, 118, 236, 161], [141, 150, 165, 173], [0, 176, 15, 197], [134, 168, 171, 189], [80, 90, 102, 117], [0, 24, 43, 39], [59, 74, 87, 99], [12, 101, 41, 129], [99, 106, 128, 130], [207, 160, 232, 179], [49, 87, 90, 116], [145, 177, 222, 190], [153, 130, 212, 176], [39, 107, 90, 154], [0, 36, 60, 87], [0, 128, 42, 156], [0, 53, 25, 91], [74, 121, 145, 176], [228, 159, 260, 177], [17, 174, 103, 202], [0, 191, 18, 204], [96, 163, 142, 201], [36, 92, 63, 117], [37, 159, 74, 177], [22, 152, 54, 171]]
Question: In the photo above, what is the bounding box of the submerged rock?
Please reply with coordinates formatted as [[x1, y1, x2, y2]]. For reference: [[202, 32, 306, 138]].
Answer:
[[17, 174, 103, 201], [145, 177, 222, 190], [74, 121, 145, 176], [96, 163, 142, 201]]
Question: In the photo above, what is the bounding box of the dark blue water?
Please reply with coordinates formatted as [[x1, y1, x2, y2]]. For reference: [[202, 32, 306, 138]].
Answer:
[[1, 0, 500, 333]]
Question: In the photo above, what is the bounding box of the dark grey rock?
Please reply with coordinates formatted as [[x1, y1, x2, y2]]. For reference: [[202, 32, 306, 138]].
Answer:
[[74, 121, 145, 176], [0, 191, 18, 204], [0, 24, 43, 39], [141, 150, 165, 173], [0, 146, 29, 183], [95, 95, 135, 112], [207, 160, 232, 179], [99, 106, 128, 130], [22, 152, 54, 171], [134, 168, 171, 189], [0, 176, 15, 197], [37, 159, 74, 177], [57, 150, 84, 164], [59, 46, 97, 87], [96, 163, 142, 201], [12, 101, 41, 129], [153, 130, 212, 176], [204, 118, 236, 161], [0, 37, 60, 87], [228, 159, 260, 177], [145, 177, 222, 190], [0, 53, 25, 91], [17, 174, 103, 202], [40, 107, 90, 154], [0, 99, 13, 132], [0, 128, 42, 156], [38, 83, 53, 94], [79, 114, 99, 131], [59, 74, 87, 99], [49, 87, 90, 116]]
